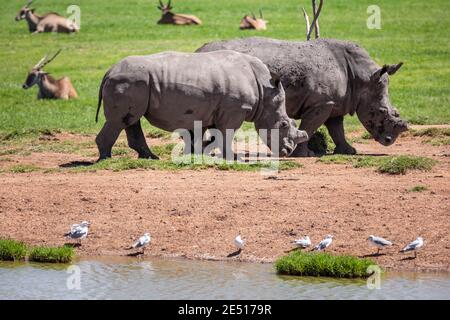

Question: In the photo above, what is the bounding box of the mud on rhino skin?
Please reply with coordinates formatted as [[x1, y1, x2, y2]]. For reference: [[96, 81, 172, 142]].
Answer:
[[196, 37, 409, 157]]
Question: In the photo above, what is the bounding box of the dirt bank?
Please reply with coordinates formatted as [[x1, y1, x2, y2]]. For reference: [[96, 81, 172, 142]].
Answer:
[[0, 127, 449, 271]]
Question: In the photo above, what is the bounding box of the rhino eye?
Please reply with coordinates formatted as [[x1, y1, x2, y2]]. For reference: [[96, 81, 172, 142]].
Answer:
[[280, 121, 289, 128], [379, 107, 388, 114]]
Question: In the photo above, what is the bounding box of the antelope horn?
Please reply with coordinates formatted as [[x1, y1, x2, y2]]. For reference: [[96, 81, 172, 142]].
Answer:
[[259, 8, 263, 19], [26, 0, 33, 8], [158, 0, 163, 7], [251, 11, 256, 20], [40, 49, 62, 69], [168, 0, 172, 9], [33, 54, 48, 70]]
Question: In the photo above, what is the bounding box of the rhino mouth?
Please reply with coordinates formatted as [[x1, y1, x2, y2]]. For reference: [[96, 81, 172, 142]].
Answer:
[[281, 138, 295, 157]]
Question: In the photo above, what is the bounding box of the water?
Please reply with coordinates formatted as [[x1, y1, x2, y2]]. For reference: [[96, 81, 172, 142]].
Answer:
[[0, 257, 449, 299]]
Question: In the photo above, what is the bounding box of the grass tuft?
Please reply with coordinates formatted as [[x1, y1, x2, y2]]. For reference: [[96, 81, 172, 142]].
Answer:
[[318, 155, 436, 174], [308, 127, 335, 155], [7, 164, 40, 173], [411, 127, 450, 137], [275, 251, 377, 278], [377, 155, 436, 174], [0, 239, 28, 261], [69, 153, 302, 172], [410, 127, 450, 146], [0, 129, 60, 142], [28, 245, 75, 263], [361, 132, 373, 140], [408, 185, 428, 192]]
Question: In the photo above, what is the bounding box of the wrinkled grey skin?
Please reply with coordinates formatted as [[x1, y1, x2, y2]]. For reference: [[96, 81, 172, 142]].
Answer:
[[197, 37, 409, 156], [95, 50, 308, 160]]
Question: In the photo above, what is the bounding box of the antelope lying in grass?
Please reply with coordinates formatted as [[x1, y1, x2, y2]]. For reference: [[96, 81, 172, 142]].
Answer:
[[157, 0, 202, 25], [22, 50, 78, 100], [15, 0, 79, 33], [239, 9, 267, 31]]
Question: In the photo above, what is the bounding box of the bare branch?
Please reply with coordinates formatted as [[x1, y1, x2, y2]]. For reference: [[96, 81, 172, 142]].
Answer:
[[312, 0, 320, 38], [301, 7, 310, 40], [307, 0, 323, 40]]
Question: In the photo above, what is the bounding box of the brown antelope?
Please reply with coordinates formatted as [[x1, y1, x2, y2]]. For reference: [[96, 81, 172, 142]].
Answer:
[[22, 50, 78, 100], [239, 9, 267, 31], [157, 0, 202, 25], [15, 0, 79, 34]]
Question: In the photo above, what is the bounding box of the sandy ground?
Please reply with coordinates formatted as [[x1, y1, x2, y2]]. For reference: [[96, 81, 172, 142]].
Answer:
[[0, 127, 449, 271]]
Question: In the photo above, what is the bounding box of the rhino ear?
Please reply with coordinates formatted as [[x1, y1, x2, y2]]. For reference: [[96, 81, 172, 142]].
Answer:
[[371, 62, 403, 82], [269, 71, 281, 88], [385, 62, 403, 75]]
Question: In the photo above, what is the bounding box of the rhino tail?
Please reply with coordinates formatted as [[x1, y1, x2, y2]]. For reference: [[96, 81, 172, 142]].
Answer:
[[95, 72, 109, 123]]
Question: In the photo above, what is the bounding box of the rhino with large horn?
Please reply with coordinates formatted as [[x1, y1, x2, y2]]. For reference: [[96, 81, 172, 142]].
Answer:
[[196, 37, 409, 156]]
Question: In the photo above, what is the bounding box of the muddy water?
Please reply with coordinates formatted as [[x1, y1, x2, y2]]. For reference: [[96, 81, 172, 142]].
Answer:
[[0, 257, 449, 299]]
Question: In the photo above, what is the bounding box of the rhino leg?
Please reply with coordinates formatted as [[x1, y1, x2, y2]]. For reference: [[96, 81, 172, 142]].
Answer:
[[186, 126, 217, 155], [95, 121, 124, 161], [125, 120, 159, 160], [291, 104, 333, 157], [324, 116, 356, 155], [187, 127, 209, 155], [212, 126, 240, 160]]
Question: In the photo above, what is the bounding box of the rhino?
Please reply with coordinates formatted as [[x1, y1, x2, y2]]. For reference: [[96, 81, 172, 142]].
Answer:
[[196, 37, 409, 156], [95, 50, 308, 161]]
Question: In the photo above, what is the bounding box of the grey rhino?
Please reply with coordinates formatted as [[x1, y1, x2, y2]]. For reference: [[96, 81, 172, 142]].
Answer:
[[196, 37, 409, 156], [95, 50, 308, 161]]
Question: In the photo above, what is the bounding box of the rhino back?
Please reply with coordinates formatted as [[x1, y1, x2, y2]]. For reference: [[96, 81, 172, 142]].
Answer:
[[197, 37, 378, 117], [106, 51, 262, 131]]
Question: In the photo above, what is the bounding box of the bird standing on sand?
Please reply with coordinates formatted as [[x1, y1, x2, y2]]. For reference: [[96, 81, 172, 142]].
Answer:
[[131, 233, 151, 254], [234, 234, 245, 253], [367, 235, 393, 255], [400, 237, 424, 258], [64, 221, 90, 245], [313, 235, 333, 251], [293, 235, 311, 249]]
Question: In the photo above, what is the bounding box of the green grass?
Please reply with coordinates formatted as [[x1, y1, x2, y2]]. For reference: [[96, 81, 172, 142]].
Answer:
[[71, 155, 303, 172], [377, 155, 436, 174], [28, 245, 75, 263], [0, 0, 449, 139], [307, 126, 335, 155], [411, 127, 450, 137], [318, 154, 436, 174], [275, 251, 377, 278], [0, 239, 28, 261], [7, 164, 40, 173], [410, 127, 450, 146], [408, 185, 428, 192]]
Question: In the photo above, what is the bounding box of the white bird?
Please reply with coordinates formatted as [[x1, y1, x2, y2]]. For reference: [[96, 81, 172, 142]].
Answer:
[[234, 234, 245, 251], [64, 221, 90, 244], [400, 237, 424, 258], [367, 235, 393, 255], [131, 233, 151, 254], [313, 235, 333, 251], [293, 235, 311, 249]]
